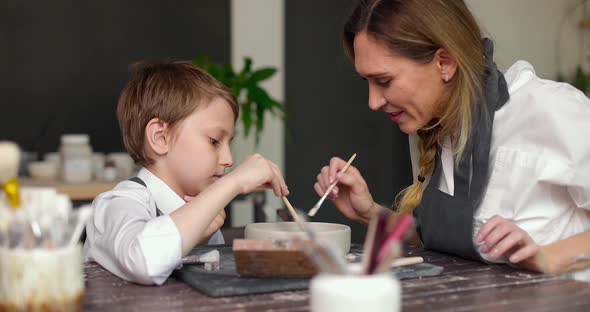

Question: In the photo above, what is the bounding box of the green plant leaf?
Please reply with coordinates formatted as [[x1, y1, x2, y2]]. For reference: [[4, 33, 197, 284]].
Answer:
[[267, 99, 285, 116], [193, 54, 285, 146], [241, 57, 252, 75], [241, 101, 252, 138], [255, 103, 265, 145], [249, 67, 277, 83], [208, 64, 226, 82], [192, 54, 209, 68], [247, 85, 271, 104]]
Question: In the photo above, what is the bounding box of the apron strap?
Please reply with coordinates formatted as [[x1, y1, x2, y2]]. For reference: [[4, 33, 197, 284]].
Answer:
[[80, 176, 163, 243]]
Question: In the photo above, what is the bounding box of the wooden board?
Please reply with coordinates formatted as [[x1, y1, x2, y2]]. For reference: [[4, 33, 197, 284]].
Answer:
[[233, 239, 318, 277]]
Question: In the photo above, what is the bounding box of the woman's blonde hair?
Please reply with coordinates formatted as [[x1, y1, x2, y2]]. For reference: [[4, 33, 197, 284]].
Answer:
[[343, 0, 485, 214]]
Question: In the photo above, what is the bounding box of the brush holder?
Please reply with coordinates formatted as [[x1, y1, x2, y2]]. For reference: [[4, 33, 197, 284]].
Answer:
[[0, 244, 84, 311], [310, 264, 400, 312]]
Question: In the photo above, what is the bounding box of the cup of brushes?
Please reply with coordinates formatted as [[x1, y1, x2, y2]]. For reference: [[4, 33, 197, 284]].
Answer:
[[0, 141, 92, 311], [310, 209, 414, 312]]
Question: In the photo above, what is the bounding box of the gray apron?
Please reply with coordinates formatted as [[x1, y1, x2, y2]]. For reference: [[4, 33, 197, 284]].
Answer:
[[413, 39, 510, 261]]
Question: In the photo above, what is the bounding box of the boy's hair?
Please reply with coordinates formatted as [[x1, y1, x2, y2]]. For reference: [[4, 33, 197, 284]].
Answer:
[[117, 61, 238, 166]]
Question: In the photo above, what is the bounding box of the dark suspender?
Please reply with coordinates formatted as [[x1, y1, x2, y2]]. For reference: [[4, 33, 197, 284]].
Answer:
[[128, 176, 164, 217], [80, 176, 163, 243]]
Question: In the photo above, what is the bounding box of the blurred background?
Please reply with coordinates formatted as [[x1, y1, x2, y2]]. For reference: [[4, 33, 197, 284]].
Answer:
[[1, 0, 588, 243]]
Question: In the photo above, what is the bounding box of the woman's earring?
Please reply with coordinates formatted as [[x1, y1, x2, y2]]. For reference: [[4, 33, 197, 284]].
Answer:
[[443, 74, 449, 83]]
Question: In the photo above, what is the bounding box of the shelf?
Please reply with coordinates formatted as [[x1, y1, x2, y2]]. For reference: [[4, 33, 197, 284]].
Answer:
[[19, 178, 117, 201], [580, 19, 590, 28]]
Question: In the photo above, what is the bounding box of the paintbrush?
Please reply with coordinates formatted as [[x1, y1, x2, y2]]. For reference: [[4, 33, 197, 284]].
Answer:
[[308, 153, 357, 217], [360, 208, 380, 274], [281, 196, 349, 274], [0, 142, 21, 208], [281, 196, 314, 239], [365, 208, 391, 274], [376, 214, 414, 265], [372, 214, 415, 274]]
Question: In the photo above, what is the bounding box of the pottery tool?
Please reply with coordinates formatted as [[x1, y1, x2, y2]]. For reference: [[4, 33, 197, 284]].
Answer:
[[308, 153, 357, 217], [0, 142, 21, 208], [280, 196, 317, 244], [390, 256, 424, 268], [182, 249, 221, 271]]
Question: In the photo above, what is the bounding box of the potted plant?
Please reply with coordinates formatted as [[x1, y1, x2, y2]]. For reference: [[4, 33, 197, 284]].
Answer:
[[193, 55, 284, 145]]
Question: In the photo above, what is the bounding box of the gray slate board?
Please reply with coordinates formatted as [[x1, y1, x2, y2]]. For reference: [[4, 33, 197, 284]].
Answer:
[[173, 244, 443, 297]]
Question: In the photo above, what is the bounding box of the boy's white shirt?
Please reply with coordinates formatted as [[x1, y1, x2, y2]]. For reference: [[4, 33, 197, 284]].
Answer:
[[409, 61, 590, 280], [83, 167, 224, 285]]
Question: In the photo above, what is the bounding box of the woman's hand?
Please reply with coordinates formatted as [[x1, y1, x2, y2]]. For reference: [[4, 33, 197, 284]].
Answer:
[[476, 215, 542, 269], [226, 153, 289, 197], [184, 195, 226, 244], [314, 157, 376, 223]]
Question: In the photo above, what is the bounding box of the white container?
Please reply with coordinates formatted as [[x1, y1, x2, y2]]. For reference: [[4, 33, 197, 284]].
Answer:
[[91, 153, 105, 180], [310, 264, 401, 312], [0, 245, 84, 311], [60, 134, 93, 183], [28, 161, 59, 180], [106, 152, 135, 180]]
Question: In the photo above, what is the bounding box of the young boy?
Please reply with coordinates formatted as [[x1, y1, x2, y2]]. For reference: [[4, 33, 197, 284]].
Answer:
[[83, 61, 289, 285]]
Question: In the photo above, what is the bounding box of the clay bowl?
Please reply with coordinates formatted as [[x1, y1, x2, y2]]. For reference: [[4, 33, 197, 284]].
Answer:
[[244, 222, 351, 256]]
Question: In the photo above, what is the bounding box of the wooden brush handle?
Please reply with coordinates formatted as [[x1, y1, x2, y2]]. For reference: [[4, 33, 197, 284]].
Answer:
[[325, 153, 357, 195]]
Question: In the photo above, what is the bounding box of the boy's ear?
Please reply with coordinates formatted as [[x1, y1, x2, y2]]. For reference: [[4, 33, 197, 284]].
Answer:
[[145, 118, 171, 156]]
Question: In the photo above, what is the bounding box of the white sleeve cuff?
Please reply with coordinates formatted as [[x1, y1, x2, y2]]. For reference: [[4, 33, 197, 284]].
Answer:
[[138, 215, 182, 285]]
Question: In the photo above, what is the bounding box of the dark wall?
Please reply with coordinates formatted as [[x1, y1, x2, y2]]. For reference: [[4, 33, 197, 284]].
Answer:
[[0, 1, 230, 155], [285, 0, 412, 243]]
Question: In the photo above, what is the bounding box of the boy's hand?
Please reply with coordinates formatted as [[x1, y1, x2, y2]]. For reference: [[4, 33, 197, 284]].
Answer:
[[200, 210, 226, 244], [226, 153, 289, 197], [184, 195, 226, 244], [476, 215, 540, 267]]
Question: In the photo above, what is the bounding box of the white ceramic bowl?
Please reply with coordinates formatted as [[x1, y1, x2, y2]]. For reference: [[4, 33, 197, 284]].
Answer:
[[244, 222, 351, 256], [28, 161, 58, 180]]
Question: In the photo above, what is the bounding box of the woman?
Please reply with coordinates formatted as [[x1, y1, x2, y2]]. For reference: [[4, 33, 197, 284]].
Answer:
[[314, 0, 590, 278]]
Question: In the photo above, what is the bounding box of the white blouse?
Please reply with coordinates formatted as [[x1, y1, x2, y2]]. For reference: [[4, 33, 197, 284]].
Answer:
[[409, 61, 590, 276], [83, 167, 224, 285]]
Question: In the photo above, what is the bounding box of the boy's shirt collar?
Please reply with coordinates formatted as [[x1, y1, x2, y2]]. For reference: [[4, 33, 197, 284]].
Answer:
[[136, 167, 185, 215]]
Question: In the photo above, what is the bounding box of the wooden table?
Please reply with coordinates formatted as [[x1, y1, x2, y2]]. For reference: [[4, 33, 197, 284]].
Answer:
[[83, 246, 590, 311]]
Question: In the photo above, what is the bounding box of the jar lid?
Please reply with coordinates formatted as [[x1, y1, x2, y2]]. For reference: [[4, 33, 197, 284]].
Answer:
[[61, 134, 90, 145]]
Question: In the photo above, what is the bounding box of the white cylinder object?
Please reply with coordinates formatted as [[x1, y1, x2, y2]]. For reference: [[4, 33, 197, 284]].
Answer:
[[310, 271, 400, 312]]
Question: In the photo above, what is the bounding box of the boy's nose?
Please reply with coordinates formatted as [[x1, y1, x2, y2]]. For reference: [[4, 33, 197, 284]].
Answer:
[[220, 145, 233, 168]]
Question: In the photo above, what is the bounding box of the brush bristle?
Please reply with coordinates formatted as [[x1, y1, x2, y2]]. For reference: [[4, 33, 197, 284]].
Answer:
[[0, 141, 20, 182]]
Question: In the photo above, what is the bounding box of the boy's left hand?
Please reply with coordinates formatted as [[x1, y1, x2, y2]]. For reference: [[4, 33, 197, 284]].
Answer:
[[476, 215, 541, 269], [184, 195, 226, 244]]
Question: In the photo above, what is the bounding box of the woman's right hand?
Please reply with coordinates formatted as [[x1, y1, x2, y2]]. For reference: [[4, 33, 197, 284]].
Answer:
[[314, 157, 376, 223]]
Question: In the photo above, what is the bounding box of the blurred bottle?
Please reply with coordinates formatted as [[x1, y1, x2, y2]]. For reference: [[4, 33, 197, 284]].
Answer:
[[59, 134, 92, 183]]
